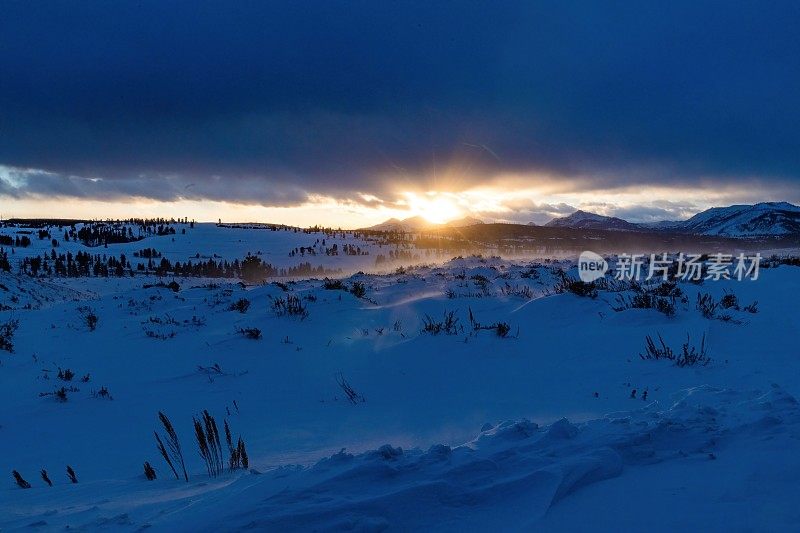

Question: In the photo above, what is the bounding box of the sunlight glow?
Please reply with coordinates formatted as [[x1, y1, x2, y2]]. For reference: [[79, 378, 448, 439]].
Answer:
[[2, 161, 775, 228], [405, 192, 462, 224]]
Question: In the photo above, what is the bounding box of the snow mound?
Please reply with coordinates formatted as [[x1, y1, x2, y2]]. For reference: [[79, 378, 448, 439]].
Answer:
[[152, 385, 799, 531], [0, 272, 92, 310], [5, 385, 786, 531]]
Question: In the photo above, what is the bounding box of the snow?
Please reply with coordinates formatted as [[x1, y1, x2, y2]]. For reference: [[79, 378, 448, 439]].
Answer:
[[1, 222, 394, 274], [669, 202, 800, 237], [545, 210, 641, 232], [1, 223, 800, 530], [545, 203, 800, 237], [113, 385, 800, 531], [366, 216, 484, 232]]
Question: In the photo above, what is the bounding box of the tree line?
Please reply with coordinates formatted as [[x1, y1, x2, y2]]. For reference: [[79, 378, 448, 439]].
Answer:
[[5, 249, 338, 280]]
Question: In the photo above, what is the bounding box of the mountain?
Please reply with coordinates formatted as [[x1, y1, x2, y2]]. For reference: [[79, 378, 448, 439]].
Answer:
[[638, 220, 684, 230], [544, 203, 800, 237], [366, 216, 429, 232], [544, 210, 642, 232], [674, 202, 800, 237], [372, 203, 800, 237], [365, 215, 483, 232], [445, 216, 485, 228]]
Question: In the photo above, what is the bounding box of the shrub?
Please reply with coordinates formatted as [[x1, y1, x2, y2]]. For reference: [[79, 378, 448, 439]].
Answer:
[[608, 280, 684, 310], [496, 322, 511, 338], [92, 386, 113, 400], [336, 373, 365, 404], [720, 291, 739, 310], [640, 333, 710, 367], [39, 386, 78, 402], [648, 281, 683, 298], [641, 333, 671, 361], [350, 281, 367, 299], [41, 469, 53, 487], [143, 461, 157, 480], [323, 278, 346, 291], [224, 420, 249, 471], [78, 306, 99, 331], [554, 272, 597, 298], [500, 283, 534, 299], [696, 293, 718, 319], [467, 307, 514, 337], [229, 298, 251, 313], [66, 466, 78, 484], [271, 295, 308, 319], [614, 292, 676, 317], [12, 470, 31, 489], [743, 301, 759, 313], [238, 438, 249, 469], [422, 310, 460, 335], [238, 327, 262, 340], [194, 410, 224, 477], [154, 411, 188, 482], [57, 368, 75, 381], [0, 318, 19, 353], [55, 387, 68, 402]]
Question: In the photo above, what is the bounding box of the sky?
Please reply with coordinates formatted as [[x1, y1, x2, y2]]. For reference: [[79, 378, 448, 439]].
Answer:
[[1, 1, 800, 227]]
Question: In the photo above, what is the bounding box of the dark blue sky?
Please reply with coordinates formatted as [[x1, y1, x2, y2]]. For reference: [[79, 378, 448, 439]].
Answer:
[[2, 1, 800, 212]]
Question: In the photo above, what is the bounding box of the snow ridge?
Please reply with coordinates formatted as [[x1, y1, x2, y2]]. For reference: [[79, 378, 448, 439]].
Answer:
[[7, 385, 795, 531], [545, 202, 800, 237], [199, 385, 798, 531]]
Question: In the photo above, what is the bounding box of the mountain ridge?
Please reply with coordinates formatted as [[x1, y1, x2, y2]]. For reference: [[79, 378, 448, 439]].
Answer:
[[366, 202, 800, 237], [542, 202, 800, 237], [365, 215, 484, 232], [544, 210, 641, 232]]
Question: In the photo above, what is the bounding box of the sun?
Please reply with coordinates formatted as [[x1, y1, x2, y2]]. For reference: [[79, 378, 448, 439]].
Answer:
[[406, 193, 462, 224]]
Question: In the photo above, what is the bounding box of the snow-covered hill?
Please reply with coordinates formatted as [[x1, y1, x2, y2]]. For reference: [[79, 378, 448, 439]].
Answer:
[[0, 272, 92, 310], [544, 210, 642, 232], [675, 202, 800, 237], [366, 215, 483, 232], [2, 249, 800, 530], [547, 202, 800, 238], [0, 222, 416, 280]]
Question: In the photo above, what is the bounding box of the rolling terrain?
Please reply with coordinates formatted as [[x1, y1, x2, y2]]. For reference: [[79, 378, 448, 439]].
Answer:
[[1, 221, 799, 530]]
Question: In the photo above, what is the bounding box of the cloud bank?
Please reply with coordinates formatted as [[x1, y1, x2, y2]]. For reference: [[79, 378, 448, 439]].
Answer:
[[2, 1, 800, 214]]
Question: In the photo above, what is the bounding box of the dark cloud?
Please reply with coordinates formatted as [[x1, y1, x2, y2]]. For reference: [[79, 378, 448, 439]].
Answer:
[[1, 1, 800, 205], [0, 167, 309, 206], [612, 202, 701, 223], [486, 201, 578, 225]]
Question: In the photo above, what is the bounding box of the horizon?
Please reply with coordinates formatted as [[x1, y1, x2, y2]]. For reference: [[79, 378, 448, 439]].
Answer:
[[2, 2, 800, 226], [2, 199, 798, 231], [5, 185, 797, 230]]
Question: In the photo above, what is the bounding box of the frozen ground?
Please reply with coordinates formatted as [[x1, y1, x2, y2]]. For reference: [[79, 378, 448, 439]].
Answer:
[[1, 222, 395, 273], [1, 224, 799, 531]]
